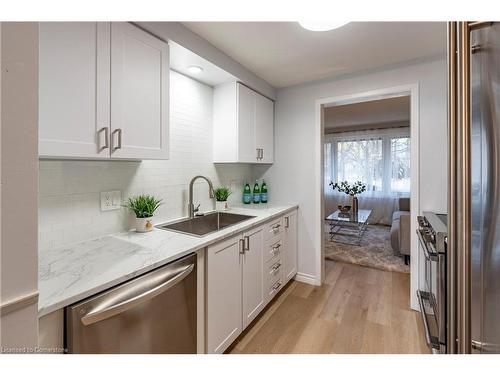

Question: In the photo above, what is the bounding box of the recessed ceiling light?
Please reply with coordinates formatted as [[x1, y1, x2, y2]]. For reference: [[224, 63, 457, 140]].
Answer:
[[187, 65, 203, 74], [298, 21, 349, 32]]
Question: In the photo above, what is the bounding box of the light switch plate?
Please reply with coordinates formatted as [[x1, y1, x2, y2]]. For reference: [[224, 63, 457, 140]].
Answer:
[[100, 191, 122, 211]]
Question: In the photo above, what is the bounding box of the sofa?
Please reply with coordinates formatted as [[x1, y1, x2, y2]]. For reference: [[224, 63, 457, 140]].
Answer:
[[390, 197, 411, 264]]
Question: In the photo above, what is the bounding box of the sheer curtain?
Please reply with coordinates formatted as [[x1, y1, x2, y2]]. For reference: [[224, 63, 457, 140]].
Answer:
[[324, 127, 411, 225]]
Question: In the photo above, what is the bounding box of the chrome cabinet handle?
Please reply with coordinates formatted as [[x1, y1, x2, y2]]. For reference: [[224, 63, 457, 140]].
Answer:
[[272, 243, 281, 254], [271, 263, 281, 272], [112, 128, 122, 151], [272, 282, 281, 291], [260, 148, 264, 160], [285, 216, 289, 228], [244, 236, 250, 252], [239, 238, 245, 254], [98, 127, 109, 151], [271, 223, 281, 232], [80, 263, 194, 326], [256, 148, 260, 160]]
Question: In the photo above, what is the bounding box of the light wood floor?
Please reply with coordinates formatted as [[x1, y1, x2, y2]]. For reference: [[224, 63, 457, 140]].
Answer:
[[229, 260, 430, 354]]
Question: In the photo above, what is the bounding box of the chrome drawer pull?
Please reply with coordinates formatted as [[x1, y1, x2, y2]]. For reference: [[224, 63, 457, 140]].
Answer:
[[271, 224, 281, 231], [271, 263, 281, 272], [272, 282, 282, 291]]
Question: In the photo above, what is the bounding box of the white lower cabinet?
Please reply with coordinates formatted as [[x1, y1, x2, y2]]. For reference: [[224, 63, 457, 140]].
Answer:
[[206, 235, 243, 354], [283, 210, 298, 282], [242, 226, 265, 329], [206, 208, 298, 354]]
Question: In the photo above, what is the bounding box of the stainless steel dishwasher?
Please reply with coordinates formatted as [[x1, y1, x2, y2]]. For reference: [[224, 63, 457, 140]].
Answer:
[[66, 253, 197, 354]]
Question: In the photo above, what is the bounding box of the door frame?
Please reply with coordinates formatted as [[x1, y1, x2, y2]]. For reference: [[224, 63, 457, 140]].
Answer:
[[315, 83, 420, 310]]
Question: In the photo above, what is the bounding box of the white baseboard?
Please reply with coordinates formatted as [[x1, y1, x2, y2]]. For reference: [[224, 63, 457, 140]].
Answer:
[[294, 272, 320, 286]]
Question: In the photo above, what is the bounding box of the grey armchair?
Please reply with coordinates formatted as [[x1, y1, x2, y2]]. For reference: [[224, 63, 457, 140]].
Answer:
[[390, 197, 411, 264]]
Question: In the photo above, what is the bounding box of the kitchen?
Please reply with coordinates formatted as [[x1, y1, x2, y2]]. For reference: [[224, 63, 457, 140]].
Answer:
[[1, 3, 500, 371], [32, 22, 299, 354]]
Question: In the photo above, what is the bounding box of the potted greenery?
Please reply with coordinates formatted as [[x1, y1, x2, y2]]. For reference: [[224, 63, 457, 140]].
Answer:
[[214, 186, 232, 211], [329, 180, 366, 214], [124, 194, 162, 232]]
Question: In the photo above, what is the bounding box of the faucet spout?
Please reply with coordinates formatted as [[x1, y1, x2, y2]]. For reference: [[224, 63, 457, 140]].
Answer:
[[188, 175, 216, 218]]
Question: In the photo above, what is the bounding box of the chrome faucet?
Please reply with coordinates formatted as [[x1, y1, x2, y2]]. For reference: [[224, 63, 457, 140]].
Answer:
[[188, 175, 215, 218]]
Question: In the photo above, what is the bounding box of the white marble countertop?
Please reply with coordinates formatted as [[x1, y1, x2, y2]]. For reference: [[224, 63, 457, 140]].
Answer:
[[38, 205, 298, 317]]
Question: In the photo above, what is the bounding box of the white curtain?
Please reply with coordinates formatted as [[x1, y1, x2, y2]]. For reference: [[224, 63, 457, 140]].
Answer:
[[324, 128, 411, 225]]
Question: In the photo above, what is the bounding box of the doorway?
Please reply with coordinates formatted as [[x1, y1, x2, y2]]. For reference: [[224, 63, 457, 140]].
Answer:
[[315, 84, 420, 310]]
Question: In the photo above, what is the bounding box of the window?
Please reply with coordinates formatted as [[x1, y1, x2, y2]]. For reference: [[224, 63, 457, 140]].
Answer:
[[336, 138, 383, 192], [325, 128, 410, 196], [391, 137, 411, 193]]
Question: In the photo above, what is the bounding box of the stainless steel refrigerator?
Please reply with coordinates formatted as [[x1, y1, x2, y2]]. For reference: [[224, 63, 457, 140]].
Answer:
[[470, 22, 500, 353]]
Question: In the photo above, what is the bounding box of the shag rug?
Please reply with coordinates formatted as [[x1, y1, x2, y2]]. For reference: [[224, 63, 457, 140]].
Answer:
[[324, 222, 410, 273]]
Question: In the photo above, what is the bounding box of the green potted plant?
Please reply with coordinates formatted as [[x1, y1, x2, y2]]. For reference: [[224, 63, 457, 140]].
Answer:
[[329, 180, 366, 214], [214, 186, 232, 211], [124, 194, 162, 232]]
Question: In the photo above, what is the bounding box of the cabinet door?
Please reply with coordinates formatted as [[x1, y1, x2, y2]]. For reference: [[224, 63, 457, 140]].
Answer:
[[283, 211, 298, 282], [255, 94, 274, 163], [110, 23, 169, 160], [237, 84, 258, 163], [39, 22, 111, 158], [206, 235, 243, 354], [242, 226, 265, 329]]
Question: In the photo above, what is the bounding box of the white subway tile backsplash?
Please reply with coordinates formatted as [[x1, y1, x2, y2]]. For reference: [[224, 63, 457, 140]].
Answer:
[[39, 71, 254, 252]]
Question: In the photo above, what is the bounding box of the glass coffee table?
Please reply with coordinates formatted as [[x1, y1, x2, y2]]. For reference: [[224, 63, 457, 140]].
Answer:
[[326, 209, 372, 246]]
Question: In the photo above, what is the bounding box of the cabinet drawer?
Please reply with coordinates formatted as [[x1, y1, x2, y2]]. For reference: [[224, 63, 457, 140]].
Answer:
[[267, 277, 283, 301], [265, 237, 283, 262], [267, 257, 283, 287], [264, 218, 283, 241]]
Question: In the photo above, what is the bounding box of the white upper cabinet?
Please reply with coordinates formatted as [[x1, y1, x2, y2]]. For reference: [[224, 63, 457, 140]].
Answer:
[[110, 23, 169, 159], [38, 22, 169, 160], [213, 82, 274, 164], [39, 22, 111, 159]]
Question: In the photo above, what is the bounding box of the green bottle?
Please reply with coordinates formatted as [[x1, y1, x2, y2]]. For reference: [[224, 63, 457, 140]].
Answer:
[[260, 180, 268, 203], [253, 180, 261, 204], [243, 182, 252, 204]]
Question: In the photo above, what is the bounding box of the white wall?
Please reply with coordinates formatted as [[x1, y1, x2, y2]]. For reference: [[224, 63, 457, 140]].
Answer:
[[39, 71, 254, 252], [0, 22, 39, 351], [261, 58, 447, 284]]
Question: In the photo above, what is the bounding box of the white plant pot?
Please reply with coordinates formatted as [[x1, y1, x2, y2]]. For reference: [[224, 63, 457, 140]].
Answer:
[[135, 217, 154, 232], [216, 201, 228, 211]]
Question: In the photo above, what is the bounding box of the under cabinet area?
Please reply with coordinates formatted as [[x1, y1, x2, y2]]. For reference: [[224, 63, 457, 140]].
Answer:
[[206, 209, 298, 354], [213, 82, 274, 164], [38, 22, 169, 160]]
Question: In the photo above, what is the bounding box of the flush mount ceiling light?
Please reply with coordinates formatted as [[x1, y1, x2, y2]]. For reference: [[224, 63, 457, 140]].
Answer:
[[187, 65, 203, 74], [298, 21, 349, 32]]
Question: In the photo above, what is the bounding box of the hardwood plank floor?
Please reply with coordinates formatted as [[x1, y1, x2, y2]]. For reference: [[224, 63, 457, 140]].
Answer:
[[228, 260, 430, 354]]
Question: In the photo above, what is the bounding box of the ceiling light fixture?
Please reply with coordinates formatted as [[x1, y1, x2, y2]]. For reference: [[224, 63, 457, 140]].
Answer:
[[298, 21, 349, 32], [187, 65, 203, 74]]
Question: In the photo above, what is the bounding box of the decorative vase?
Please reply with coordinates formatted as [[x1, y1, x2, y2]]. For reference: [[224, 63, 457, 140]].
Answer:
[[135, 217, 154, 232], [352, 196, 359, 215], [216, 200, 228, 211]]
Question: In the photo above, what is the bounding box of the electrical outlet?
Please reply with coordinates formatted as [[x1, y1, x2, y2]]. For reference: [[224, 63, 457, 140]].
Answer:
[[100, 191, 122, 211]]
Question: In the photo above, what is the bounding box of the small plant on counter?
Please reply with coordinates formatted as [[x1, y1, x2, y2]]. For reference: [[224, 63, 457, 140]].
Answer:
[[214, 186, 232, 202], [124, 195, 162, 232], [214, 186, 232, 211]]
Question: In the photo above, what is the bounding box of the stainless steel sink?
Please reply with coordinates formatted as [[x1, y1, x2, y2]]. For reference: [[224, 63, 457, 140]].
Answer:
[[157, 212, 256, 237]]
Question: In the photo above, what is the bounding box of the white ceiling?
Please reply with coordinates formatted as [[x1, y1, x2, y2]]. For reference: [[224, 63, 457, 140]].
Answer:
[[169, 41, 237, 87], [182, 22, 447, 88], [324, 96, 410, 132]]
